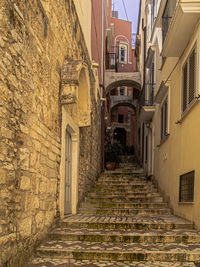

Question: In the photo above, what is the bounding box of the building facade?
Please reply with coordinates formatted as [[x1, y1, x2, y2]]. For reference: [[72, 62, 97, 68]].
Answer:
[[104, 4, 141, 155], [0, 0, 101, 266], [137, 0, 200, 229]]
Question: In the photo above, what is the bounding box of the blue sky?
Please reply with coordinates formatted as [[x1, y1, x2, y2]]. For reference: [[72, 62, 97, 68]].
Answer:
[[112, 0, 140, 37]]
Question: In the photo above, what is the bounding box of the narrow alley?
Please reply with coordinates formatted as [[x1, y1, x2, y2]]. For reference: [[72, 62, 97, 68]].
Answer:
[[1, 0, 200, 266]]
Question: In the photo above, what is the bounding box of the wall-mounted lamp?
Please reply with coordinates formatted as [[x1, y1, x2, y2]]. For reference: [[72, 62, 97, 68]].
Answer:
[[146, 122, 151, 128]]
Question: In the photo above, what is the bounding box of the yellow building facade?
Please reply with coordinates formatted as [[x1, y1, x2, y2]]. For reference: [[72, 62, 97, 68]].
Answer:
[[137, 0, 200, 229]]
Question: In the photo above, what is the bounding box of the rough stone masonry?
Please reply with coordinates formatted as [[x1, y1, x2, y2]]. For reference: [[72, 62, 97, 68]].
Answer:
[[0, 0, 101, 266]]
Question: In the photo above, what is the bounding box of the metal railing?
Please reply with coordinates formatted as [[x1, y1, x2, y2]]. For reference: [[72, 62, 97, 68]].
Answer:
[[162, 0, 178, 43]]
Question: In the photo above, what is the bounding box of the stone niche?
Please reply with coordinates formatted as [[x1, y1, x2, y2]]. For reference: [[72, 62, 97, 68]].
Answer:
[[61, 59, 91, 127]]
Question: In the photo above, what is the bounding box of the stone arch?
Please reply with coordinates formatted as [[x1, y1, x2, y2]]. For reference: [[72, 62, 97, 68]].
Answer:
[[111, 102, 137, 113], [78, 67, 91, 127], [106, 79, 141, 97], [61, 59, 91, 127]]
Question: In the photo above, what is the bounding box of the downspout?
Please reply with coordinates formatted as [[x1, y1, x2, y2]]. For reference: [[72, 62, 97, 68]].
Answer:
[[101, 0, 106, 172]]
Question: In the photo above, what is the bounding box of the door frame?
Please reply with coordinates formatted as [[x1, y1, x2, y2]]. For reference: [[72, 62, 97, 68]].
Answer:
[[64, 128, 72, 214], [60, 106, 79, 217]]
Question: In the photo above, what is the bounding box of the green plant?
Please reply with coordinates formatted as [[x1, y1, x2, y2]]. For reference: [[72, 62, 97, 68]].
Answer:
[[105, 141, 123, 163]]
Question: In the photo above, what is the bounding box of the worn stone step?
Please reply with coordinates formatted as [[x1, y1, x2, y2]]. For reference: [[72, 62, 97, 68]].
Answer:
[[88, 191, 160, 198], [25, 258, 199, 267], [92, 184, 157, 193], [36, 240, 200, 262], [105, 170, 144, 175], [80, 202, 168, 209], [78, 207, 172, 216], [88, 191, 160, 197], [85, 195, 164, 203], [59, 215, 194, 231], [49, 228, 200, 244]]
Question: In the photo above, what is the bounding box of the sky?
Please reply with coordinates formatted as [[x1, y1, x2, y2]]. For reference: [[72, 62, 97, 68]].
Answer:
[[112, 0, 140, 43]]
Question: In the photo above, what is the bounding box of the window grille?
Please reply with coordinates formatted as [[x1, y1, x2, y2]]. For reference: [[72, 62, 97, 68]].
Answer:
[[160, 96, 168, 141], [119, 45, 127, 63], [182, 45, 196, 113], [179, 171, 194, 202]]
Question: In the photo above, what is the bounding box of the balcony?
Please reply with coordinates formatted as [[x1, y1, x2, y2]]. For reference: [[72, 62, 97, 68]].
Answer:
[[139, 86, 156, 123], [161, 1, 200, 57]]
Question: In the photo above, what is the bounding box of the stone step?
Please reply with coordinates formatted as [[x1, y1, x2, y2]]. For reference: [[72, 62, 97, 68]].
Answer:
[[59, 214, 194, 231], [78, 208, 172, 216], [35, 240, 200, 262], [95, 182, 154, 187], [49, 228, 200, 244], [25, 258, 198, 266], [90, 189, 158, 195], [88, 192, 161, 199], [80, 202, 168, 209], [105, 170, 144, 175], [96, 181, 150, 186], [84, 196, 164, 203]]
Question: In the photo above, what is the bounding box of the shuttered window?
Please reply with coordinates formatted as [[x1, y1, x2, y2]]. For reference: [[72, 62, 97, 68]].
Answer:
[[160, 96, 168, 142], [182, 46, 196, 113]]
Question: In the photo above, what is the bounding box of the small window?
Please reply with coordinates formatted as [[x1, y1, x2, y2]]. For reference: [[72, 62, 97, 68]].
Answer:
[[160, 96, 168, 142], [119, 44, 127, 63], [118, 114, 124, 123], [179, 171, 194, 202], [182, 45, 197, 113], [120, 87, 126, 96]]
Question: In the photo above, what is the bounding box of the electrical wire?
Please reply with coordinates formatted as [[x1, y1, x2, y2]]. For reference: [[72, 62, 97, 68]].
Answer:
[[122, 0, 129, 21]]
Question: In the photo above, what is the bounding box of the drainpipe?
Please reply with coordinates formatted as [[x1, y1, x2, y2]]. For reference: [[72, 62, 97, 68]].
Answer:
[[101, 0, 106, 173]]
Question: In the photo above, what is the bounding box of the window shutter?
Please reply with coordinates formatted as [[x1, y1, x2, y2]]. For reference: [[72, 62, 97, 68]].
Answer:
[[188, 48, 196, 104], [182, 63, 188, 112]]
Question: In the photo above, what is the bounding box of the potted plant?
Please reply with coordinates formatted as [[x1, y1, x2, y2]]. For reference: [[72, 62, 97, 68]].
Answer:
[[105, 141, 123, 170]]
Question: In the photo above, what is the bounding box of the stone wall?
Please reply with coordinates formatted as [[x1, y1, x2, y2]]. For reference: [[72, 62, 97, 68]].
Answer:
[[0, 0, 101, 266]]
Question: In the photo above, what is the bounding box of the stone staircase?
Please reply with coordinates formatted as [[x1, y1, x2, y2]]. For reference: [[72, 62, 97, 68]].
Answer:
[[26, 162, 200, 266]]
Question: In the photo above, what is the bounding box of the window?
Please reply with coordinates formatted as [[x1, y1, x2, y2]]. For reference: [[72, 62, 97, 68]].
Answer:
[[118, 114, 124, 123], [119, 86, 126, 96], [179, 171, 194, 202], [119, 44, 127, 63], [160, 96, 168, 141], [182, 45, 197, 113]]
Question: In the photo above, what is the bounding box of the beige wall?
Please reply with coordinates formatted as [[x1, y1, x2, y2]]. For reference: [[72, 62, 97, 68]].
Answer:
[[73, 0, 92, 58], [154, 25, 200, 229]]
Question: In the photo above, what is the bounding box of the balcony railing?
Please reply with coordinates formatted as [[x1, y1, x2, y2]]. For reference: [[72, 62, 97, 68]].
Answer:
[[162, 0, 178, 43], [144, 99, 154, 106]]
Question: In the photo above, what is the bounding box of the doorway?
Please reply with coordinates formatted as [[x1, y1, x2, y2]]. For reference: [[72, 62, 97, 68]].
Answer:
[[65, 130, 72, 214]]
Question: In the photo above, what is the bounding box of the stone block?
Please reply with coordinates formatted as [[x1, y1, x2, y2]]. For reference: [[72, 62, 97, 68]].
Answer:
[[20, 176, 31, 190], [19, 217, 32, 238], [39, 181, 47, 194], [35, 211, 44, 229], [0, 169, 6, 184], [19, 148, 30, 170]]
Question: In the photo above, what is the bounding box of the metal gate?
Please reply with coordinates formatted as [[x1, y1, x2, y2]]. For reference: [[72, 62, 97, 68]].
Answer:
[[64, 130, 72, 214]]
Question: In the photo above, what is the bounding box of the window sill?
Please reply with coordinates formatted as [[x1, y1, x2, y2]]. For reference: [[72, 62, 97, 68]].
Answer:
[[158, 133, 170, 147], [178, 98, 199, 124], [178, 202, 194, 205]]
